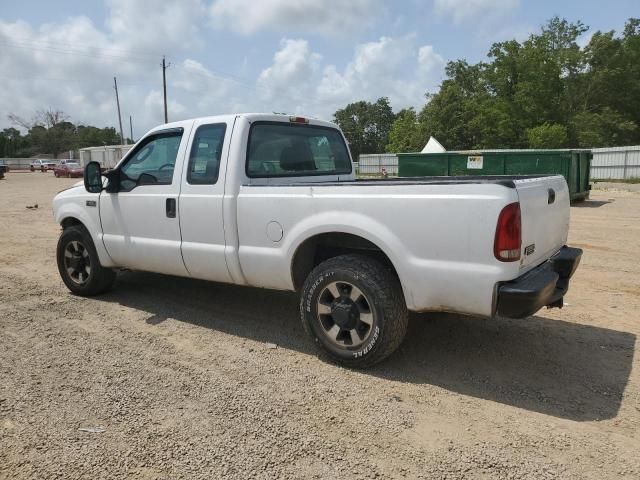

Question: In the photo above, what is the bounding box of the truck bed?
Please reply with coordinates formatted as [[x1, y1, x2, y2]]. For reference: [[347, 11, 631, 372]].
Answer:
[[237, 173, 570, 316]]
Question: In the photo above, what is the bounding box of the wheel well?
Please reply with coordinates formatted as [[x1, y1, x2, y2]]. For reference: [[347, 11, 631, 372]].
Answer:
[[291, 232, 398, 291], [60, 217, 84, 230]]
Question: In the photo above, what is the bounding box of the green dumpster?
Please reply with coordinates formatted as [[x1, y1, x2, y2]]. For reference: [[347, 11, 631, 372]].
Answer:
[[397, 149, 592, 202]]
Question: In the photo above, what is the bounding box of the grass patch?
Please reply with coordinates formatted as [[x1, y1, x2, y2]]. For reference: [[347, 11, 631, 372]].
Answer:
[[592, 178, 640, 184]]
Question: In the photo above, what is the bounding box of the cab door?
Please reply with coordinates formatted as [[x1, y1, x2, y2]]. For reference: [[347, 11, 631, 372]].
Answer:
[[178, 120, 233, 282], [99, 124, 191, 276]]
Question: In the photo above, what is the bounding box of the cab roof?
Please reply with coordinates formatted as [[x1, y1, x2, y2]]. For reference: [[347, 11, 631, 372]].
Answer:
[[149, 113, 338, 135]]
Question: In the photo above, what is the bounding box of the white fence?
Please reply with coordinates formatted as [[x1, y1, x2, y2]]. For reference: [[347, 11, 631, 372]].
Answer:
[[357, 154, 398, 177], [1, 158, 36, 170], [0, 158, 73, 170], [591, 146, 640, 180]]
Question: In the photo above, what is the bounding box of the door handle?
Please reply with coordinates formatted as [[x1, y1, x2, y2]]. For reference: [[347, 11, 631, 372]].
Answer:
[[548, 188, 556, 205], [166, 198, 177, 218]]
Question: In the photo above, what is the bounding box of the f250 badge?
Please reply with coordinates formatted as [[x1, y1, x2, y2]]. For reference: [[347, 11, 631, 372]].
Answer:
[[524, 244, 536, 256]]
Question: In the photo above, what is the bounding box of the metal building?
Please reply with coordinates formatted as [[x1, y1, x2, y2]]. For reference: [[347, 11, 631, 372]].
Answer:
[[79, 145, 133, 169]]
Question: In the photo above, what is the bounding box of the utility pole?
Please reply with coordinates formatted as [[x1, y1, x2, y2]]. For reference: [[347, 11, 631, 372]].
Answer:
[[113, 77, 125, 145], [162, 56, 170, 123], [129, 115, 134, 143]]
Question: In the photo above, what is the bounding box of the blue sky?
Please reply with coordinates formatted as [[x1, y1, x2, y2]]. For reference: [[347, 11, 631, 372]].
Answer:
[[0, 0, 637, 135]]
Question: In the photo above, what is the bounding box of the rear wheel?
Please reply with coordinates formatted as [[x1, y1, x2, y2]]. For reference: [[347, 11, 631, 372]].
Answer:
[[56, 226, 116, 296], [300, 254, 408, 368]]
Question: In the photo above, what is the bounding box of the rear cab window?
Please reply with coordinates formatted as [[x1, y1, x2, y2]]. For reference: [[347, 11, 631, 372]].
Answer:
[[246, 122, 352, 178]]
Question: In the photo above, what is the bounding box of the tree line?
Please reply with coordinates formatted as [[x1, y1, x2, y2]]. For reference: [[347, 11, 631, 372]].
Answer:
[[333, 17, 640, 157], [1, 110, 129, 158]]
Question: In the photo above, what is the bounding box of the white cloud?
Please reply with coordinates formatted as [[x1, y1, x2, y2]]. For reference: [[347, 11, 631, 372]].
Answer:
[[418, 46, 444, 75], [0, 1, 208, 136], [316, 37, 444, 113], [0, 2, 445, 137], [144, 90, 185, 116], [434, 0, 519, 23], [169, 59, 255, 115], [209, 0, 380, 35], [257, 39, 322, 108], [105, 0, 206, 53]]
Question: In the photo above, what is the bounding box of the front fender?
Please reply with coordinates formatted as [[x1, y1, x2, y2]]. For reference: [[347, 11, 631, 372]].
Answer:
[[53, 191, 115, 268]]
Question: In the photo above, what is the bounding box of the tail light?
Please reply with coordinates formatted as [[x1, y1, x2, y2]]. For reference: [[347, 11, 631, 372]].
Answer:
[[494, 202, 521, 262]]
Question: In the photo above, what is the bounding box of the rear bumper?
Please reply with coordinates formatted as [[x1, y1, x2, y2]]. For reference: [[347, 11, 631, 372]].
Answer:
[[496, 246, 582, 318]]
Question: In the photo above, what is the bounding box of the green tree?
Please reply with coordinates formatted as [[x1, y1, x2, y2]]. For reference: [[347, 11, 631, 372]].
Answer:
[[527, 123, 568, 148], [385, 108, 424, 152], [8, 110, 76, 157], [582, 19, 640, 134], [6, 110, 126, 157], [77, 125, 121, 148], [0, 127, 23, 157], [333, 97, 395, 159], [418, 60, 487, 149], [411, 16, 640, 149], [571, 109, 637, 147]]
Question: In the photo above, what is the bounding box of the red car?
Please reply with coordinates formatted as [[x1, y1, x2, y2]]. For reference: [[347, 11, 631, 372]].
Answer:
[[54, 161, 83, 178]]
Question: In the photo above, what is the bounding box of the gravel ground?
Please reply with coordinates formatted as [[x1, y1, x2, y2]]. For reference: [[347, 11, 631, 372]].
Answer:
[[1, 173, 639, 479]]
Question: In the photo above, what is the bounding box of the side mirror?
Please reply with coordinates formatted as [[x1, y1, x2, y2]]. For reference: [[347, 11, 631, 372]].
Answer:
[[84, 161, 103, 193]]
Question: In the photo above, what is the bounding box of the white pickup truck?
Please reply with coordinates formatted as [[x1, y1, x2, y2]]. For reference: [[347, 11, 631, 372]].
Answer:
[[53, 114, 582, 367]]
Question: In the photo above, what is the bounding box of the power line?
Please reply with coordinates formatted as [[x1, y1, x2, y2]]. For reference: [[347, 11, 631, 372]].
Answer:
[[1, 37, 324, 108], [170, 62, 328, 110], [1, 37, 331, 117], [0, 72, 148, 86], [0, 38, 159, 62]]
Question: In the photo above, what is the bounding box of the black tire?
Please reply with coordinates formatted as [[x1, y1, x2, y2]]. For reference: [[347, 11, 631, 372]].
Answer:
[[300, 254, 408, 368], [56, 225, 116, 296]]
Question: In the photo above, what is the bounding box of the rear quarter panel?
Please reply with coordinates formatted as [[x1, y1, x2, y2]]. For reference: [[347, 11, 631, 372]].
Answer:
[[237, 182, 520, 316]]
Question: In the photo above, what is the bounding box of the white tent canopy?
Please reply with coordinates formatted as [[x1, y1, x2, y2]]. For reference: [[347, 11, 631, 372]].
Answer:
[[421, 137, 446, 153]]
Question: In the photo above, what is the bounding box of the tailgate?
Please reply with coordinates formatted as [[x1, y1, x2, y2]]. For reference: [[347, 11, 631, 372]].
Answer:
[[514, 176, 570, 273]]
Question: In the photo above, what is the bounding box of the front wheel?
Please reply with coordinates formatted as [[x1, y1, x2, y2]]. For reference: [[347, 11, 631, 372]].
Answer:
[[56, 226, 116, 296], [300, 254, 408, 368]]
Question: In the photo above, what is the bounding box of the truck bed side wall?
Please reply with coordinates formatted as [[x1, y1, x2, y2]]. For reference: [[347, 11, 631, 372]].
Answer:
[[236, 183, 520, 316]]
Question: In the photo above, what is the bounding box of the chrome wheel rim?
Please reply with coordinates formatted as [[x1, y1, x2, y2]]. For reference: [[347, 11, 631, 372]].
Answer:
[[63, 240, 91, 285], [316, 281, 374, 348]]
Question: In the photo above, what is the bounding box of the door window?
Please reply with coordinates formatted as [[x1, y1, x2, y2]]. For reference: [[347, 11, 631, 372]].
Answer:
[[186, 124, 227, 185], [120, 130, 183, 191]]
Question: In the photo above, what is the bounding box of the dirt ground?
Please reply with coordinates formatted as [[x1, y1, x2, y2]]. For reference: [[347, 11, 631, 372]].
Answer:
[[0, 172, 638, 480]]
